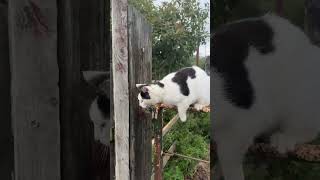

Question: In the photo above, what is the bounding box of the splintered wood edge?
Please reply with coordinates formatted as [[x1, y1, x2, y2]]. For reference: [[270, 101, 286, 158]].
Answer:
[[155, 103, 211, 112]]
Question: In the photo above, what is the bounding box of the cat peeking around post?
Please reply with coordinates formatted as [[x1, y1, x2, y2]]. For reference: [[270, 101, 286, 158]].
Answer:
[[82, 71, 110, 145], [136, 65, 210, 122]]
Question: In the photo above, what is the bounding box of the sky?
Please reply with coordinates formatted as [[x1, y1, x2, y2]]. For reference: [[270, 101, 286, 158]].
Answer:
[[154, 0, 210, 57]]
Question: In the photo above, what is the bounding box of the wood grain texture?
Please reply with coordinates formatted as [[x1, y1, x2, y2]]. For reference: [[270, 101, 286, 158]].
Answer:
[[163, 142, 177, 168], [57, 1, 89, 180], [79, 0, 111, 180], [152, 114, 179, 146], [162, 114, 179, 137], [0, 1, 14, 180], [58, 0, 111, 180], [112, 0, 130, 179], [305, 0, 320, 46], [8, 0, 60, 180], [154, 107, 163, 180], [128, 5, 153, 180]]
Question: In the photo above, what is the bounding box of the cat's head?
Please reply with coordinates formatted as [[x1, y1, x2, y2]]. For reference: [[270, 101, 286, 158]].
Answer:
[[82, 71, 110, 145], [136, 82, 164, 108]]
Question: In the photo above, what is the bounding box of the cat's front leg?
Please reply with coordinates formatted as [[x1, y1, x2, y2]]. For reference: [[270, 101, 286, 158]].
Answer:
[[177, 102, 190, 122], [215, 129, 252, 180], [216, 143, 245, 180]]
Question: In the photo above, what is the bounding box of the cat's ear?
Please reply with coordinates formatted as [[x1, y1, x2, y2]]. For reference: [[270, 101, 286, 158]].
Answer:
[[136, 84, 149, 93], [136, 84, 146, 89], [141, 86, 149, 93], [82, 71, 109, 87]]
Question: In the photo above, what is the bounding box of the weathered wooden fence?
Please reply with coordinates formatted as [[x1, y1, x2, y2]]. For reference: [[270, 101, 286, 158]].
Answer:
[[112, 0, 153, 179], [0, 0, 111, 180], [128, 5, 153, 180], [0, 1, 13, 179]]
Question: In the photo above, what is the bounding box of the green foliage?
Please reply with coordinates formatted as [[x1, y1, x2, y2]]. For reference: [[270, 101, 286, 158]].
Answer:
[[213, 0, 305, 29], [129, 0, 209, 79], [244, 157, 320, 180], [162, 110, 210, 179]]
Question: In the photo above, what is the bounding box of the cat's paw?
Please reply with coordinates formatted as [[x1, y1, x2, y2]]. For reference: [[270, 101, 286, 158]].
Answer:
[[194, 103, 205, 111], [179, 113, 187, 122], [270, 133, 296, 154]]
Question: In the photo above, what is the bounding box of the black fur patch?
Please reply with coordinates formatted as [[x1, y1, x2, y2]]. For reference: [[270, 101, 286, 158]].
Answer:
[[97, 93, 110, 118], [138, 84, 151, 99], [172, 67, 196, 96], [157, 82, 164, 88], [212, 18, 275, 109], [140, 91, 151, 99]]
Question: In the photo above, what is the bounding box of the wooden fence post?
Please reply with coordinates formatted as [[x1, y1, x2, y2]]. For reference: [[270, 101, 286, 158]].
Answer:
[[154, 108, 163, 180], [128, 5, 153, 180], [305, 0, 320, 46], [0, 1, 14, 179], [58, 0, 111, 180], [8, 0, 60, 180], [112, 3, 153, 179], [79, 0, 111, 179], [112, 0, 130, 179], [57, 0, 89, 179]]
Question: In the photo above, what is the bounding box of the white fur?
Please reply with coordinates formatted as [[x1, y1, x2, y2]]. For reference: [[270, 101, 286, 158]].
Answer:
[[137, 65, 210, 122], [89, 98, 109, 145], [83, 71, 110, 145], [212, 14, 320, 180]]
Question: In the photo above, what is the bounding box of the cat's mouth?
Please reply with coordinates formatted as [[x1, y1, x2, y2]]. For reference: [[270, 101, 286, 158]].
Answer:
[[139, 103, 150, 109], [139, 104, 154, 112]]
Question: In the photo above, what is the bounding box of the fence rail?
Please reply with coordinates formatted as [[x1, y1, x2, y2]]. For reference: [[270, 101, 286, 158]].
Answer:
[[152, 105, 210, 180]]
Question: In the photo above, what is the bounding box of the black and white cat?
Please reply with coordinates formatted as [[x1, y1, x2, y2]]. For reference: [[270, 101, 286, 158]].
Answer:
[[212, 13, 320, 180], [82, 71, 110, 145], [136, 65, 210, 122]]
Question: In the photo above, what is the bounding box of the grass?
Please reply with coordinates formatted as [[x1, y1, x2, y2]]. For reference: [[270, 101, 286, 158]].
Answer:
[[161, 110, 210, 180], [159, 110, 320, 180], [244, 156, 320, 180]]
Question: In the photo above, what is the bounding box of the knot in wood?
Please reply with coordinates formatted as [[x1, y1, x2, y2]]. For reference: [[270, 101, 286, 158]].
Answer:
[[31, 120, 40, 128]]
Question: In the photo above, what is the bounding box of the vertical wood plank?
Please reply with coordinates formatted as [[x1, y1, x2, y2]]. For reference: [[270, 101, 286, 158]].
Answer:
[[8, 0, 60, 180], [128, 5, 153, 180], [80, 0, 109, 71], [153, 108, 163, 180], [59, 0, 111, 180], [109, 0, 115, 176], [112, 0, 130, 179], [57, 1, 87, 180], [205, 56, 210, 75], [305, 0, 320, 46], [79, 0, 111, 180], [0, 1, 14, 179]]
